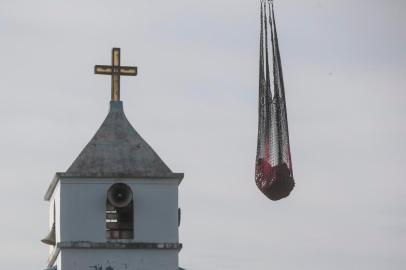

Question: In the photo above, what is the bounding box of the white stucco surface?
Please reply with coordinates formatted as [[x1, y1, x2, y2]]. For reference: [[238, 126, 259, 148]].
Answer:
[[58, 177, 179, 243], [48, 177, 181, 270]]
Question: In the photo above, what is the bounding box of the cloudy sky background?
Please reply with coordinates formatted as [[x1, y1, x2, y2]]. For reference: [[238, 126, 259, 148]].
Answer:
[[0, 0, 405, 269]]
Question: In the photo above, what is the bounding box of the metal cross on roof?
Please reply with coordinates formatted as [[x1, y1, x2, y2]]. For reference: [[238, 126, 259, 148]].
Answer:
[[95, 48, 138, 101]]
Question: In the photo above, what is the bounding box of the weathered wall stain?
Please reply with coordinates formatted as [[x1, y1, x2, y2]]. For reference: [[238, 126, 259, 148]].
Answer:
[[89, 264, 103, 270], [89, 260, 133, 270]]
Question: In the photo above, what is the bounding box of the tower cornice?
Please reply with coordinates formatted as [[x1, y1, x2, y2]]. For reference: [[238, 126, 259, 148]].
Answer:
[[44, 172, 184, 201]]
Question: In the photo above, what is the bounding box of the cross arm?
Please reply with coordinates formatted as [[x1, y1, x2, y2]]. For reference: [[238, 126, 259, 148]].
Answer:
[[95, 65, 138, 76], [120, 66, 137, 76]]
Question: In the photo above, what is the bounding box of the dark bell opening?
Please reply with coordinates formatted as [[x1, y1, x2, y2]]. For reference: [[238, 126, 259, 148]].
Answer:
[[106, 183, 134, 240]]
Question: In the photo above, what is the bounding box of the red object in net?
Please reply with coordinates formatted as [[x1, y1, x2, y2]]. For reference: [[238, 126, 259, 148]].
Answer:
[[255, 0, 295, 201]]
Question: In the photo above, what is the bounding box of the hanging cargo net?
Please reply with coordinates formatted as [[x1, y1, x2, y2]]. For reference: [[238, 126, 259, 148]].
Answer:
[[255, 0, 295, 201]]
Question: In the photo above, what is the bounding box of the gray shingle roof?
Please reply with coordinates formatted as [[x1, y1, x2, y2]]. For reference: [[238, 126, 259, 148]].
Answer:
[[65, 101, 174, 177]]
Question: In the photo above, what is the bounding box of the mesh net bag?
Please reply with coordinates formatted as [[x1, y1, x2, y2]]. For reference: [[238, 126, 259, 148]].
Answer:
[[255, 0, 295, 201]]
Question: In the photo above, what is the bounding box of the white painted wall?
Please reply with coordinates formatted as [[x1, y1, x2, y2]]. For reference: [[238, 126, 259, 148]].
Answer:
[[58, 177, 179, 243], [50, 177, 180, 270]]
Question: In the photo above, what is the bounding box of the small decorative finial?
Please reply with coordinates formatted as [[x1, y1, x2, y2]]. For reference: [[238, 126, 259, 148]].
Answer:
[[94, 48, 138, 101]]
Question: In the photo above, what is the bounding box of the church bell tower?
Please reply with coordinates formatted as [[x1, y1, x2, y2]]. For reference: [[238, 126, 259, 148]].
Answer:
[[42, 48, 184, 270]]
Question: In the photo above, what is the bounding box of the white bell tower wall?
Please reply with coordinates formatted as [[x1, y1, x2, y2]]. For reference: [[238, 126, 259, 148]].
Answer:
[[58, 177, 179, 243], [45, 176, 182, 270]]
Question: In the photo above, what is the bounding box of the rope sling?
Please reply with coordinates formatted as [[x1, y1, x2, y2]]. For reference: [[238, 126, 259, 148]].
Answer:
[[255, 0, 295, 201]]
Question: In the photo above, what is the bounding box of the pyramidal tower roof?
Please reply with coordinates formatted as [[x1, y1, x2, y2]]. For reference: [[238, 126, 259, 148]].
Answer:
[[45, 101, 183, 200], [65, 101, 176, 177]]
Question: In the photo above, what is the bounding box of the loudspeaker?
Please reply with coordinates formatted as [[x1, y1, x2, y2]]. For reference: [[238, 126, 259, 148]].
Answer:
[[41, 223, 56, 245], [107, 183, 133, 208]]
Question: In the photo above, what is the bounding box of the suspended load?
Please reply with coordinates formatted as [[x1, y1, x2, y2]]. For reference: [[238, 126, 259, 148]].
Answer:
[[255, 0, 295, 201]]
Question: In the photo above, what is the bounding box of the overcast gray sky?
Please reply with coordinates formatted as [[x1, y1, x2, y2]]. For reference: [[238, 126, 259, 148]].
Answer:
[[0, 0, 405, 269]]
